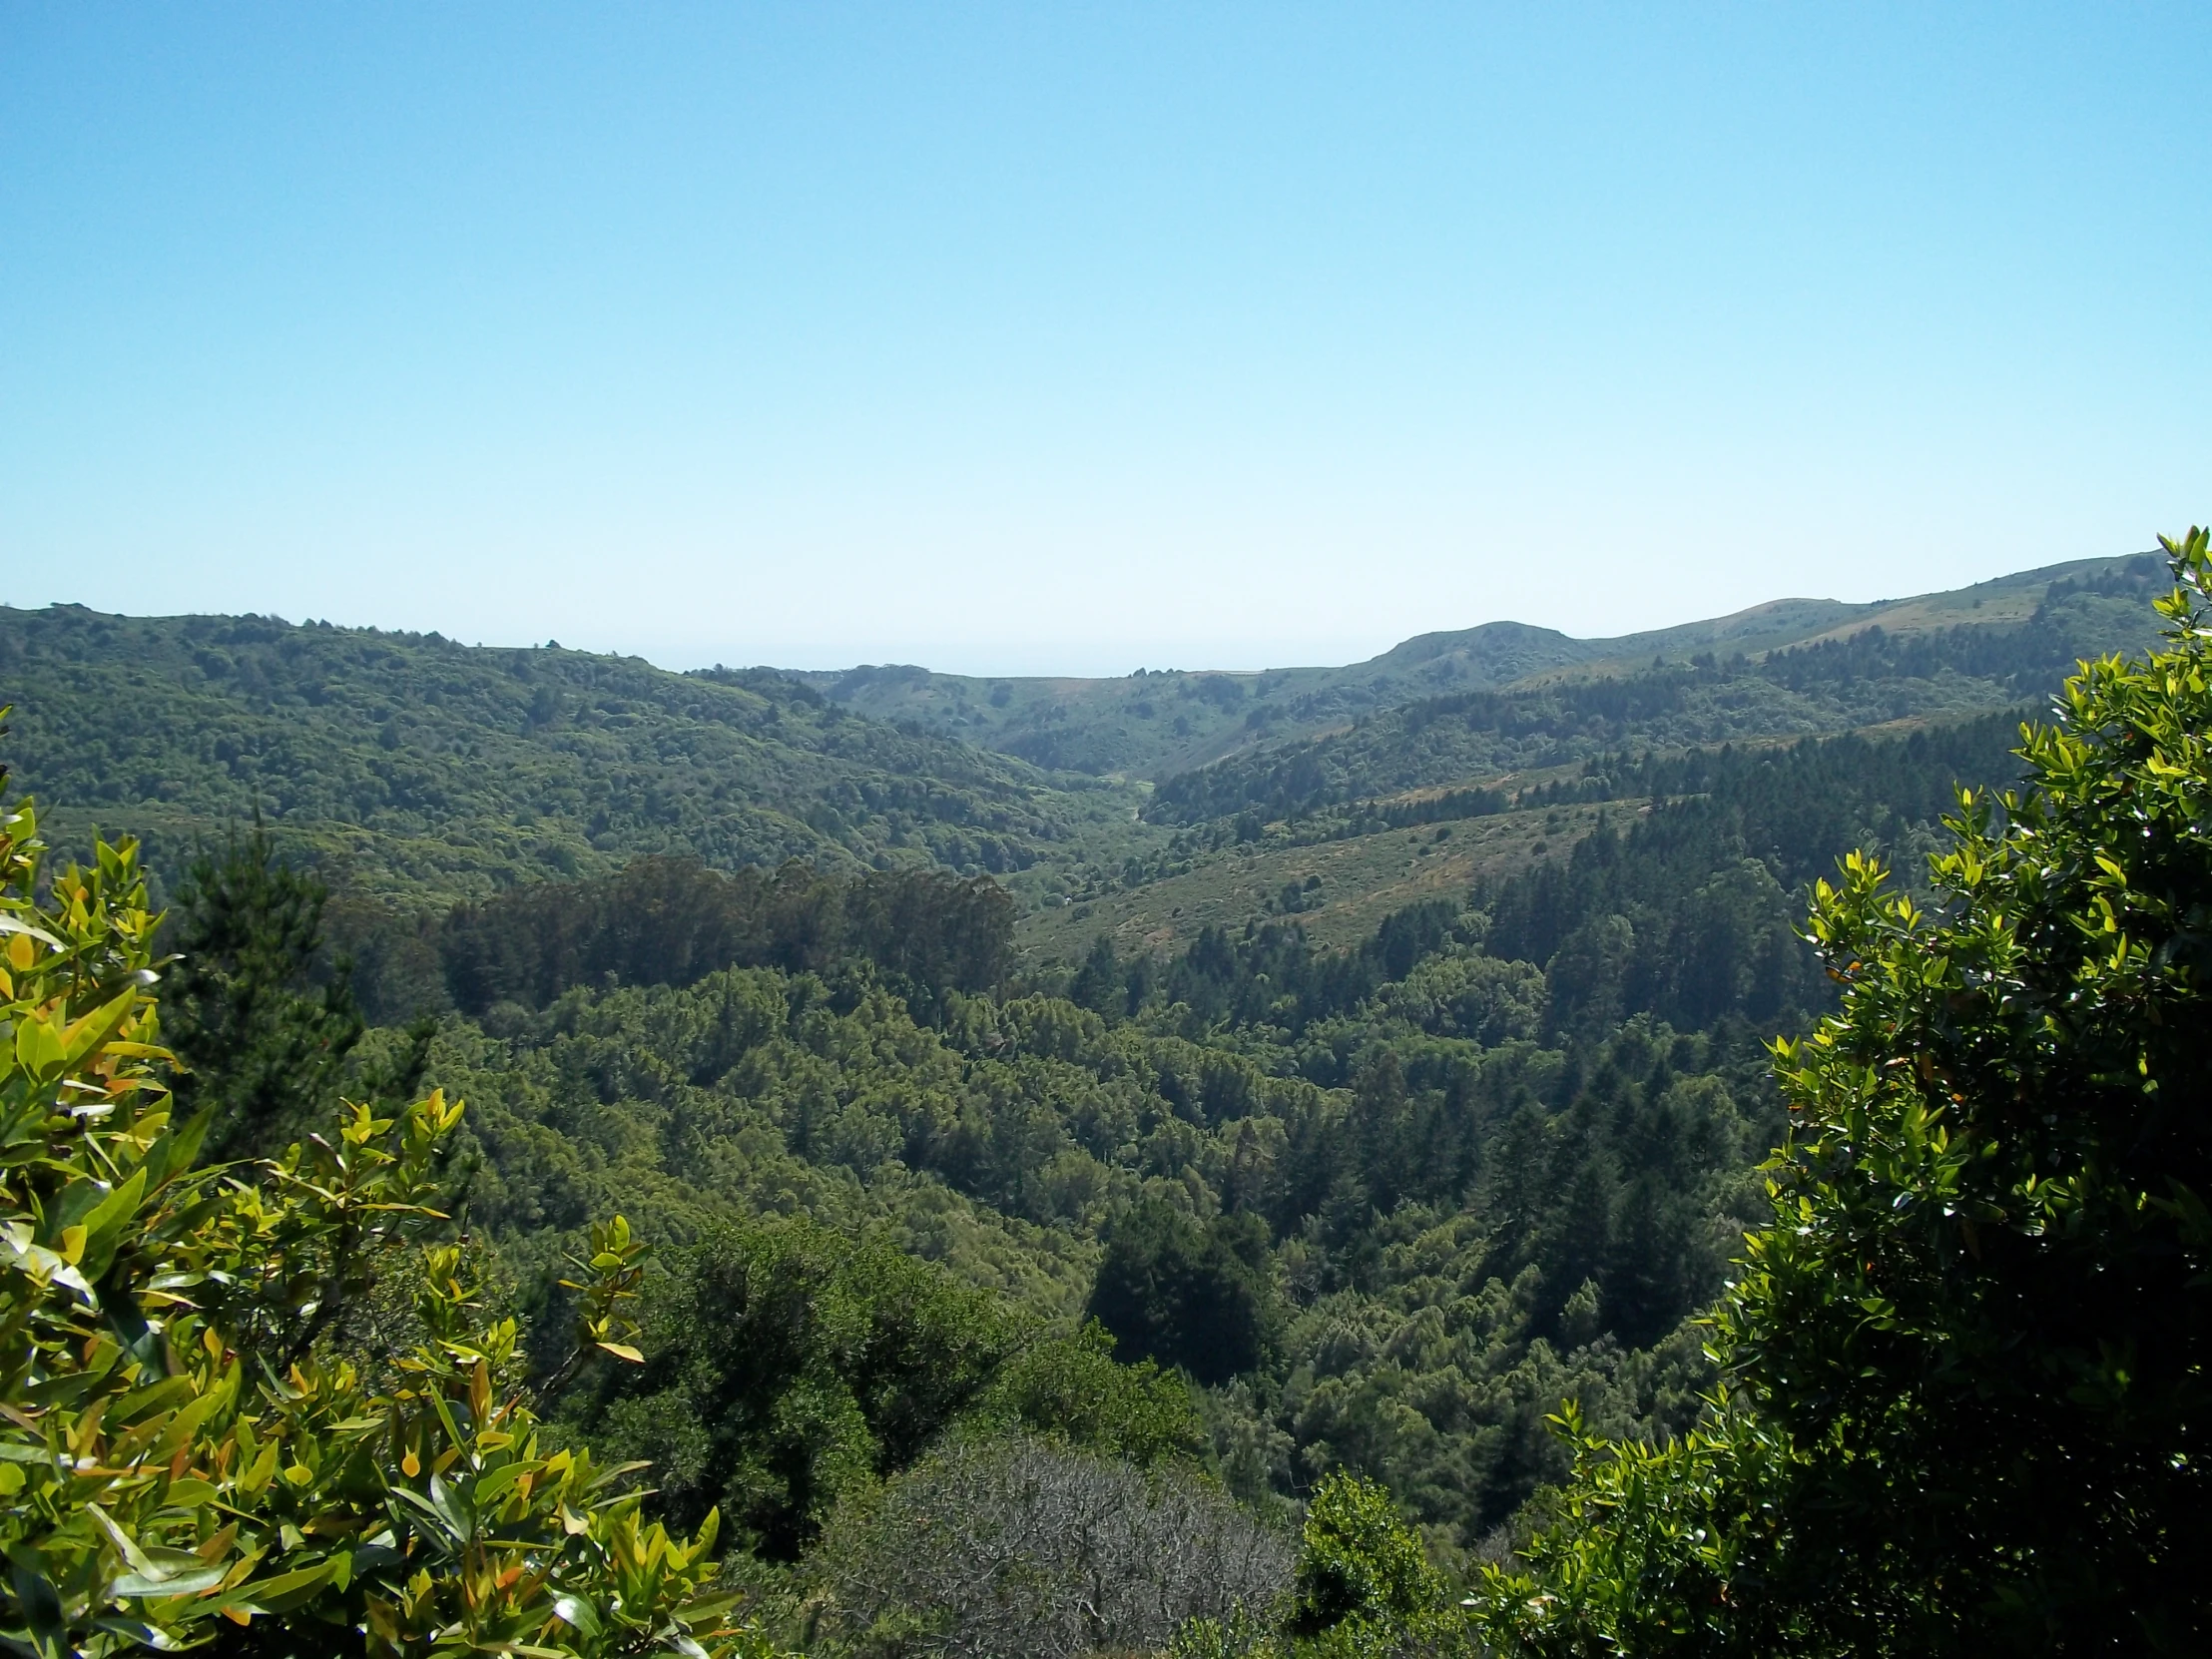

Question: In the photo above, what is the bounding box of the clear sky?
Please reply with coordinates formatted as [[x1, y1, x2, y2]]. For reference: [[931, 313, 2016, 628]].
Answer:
[[4, 4, 2207, 676]]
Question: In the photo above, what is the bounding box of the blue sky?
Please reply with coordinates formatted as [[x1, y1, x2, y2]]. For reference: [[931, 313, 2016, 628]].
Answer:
[[4, 4, 2207, 675]]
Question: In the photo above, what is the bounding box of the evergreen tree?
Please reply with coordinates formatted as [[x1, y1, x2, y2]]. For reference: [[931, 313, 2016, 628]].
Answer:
[[161, 822, 364, 1161], [560, 1218, 1198, 1559], [1087, 1201, 1278, 1385], [1069, 932, 1121, 1014]]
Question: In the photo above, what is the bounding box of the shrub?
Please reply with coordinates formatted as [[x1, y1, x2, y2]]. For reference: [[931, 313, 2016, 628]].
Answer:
[[812, 1435, 1292, 1659], [0, 781, 757, 1658], [1477, 531, 2212, 1654], [1170, 1472, 1467, 1659]]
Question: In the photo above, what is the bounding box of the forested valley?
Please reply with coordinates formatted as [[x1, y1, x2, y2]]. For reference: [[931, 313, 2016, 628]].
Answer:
[[6, 543, 2206, 1659]]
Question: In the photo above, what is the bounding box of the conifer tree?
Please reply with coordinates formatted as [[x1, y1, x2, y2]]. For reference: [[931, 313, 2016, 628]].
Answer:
[[161, 822, 364, 1161]]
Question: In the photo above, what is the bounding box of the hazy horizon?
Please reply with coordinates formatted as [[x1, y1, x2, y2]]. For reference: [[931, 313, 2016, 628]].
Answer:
[[5, 541, 2151, 683]]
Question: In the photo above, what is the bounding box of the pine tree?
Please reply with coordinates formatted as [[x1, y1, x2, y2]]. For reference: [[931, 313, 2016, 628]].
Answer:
[[160, 822, 364, 1161]]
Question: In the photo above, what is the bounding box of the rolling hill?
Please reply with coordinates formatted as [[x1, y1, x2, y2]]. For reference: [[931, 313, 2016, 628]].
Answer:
[[791, 550, 2161, 782], [0, 605, 1145, 906], [0, 548, 2166, 967], [1141, 554, 2168, 830]]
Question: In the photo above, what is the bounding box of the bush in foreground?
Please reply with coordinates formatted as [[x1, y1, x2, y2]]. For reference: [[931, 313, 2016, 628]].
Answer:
[[0, 780, 755, 1658], [1478, 531, 2212, 1654]]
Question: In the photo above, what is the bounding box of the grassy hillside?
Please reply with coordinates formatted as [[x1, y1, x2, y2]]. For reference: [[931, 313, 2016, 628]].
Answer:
[[791, 551, 2157, 781], [1015, 707, 2034, 965], [1018, 793, 1615, 963], [0, 604, 1150, 905]]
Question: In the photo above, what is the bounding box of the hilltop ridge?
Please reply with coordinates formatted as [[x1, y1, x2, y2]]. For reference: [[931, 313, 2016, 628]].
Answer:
[[0, 548, 2165, 961], [0, 605, 1136, 905], [790, 551, 2155, 780]]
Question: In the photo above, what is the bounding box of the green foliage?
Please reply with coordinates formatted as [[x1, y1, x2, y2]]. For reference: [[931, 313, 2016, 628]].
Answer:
[[0, 790, 755, 1659], [159, 821, 366, 1160], [1217, 1038, 1751, 1533], [1098, 701, 2010, 1042], [1149, 562, 2165, 829], [14, 550, 2164, 1647], [1288, 1473, 1443, 1636], [1068, 932, 1123, 1016], [1087, 1201, 1278, 1384], [1478, 532, 2212, 1656], [1124, 713, 2039, 1056], [414, 937, 1758, 1545], [0, 607, 1120, 905], [1480, 715, 2039, 1013], [968, 1319, 1205, 1467], [1170, 1472, 1466, 1659], [437, 854, 1013, 1022], [558, 1217, 1202, 1560], [1143, 901, 1469, 1039]]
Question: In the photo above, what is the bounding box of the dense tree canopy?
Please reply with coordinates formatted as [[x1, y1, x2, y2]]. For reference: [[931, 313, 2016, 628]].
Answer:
[[1086, 1201, 1279, 1385], [562, 1217, 1199, 1559], [0, 606, 1105, 903], [436, 855, 1014, 1022]]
